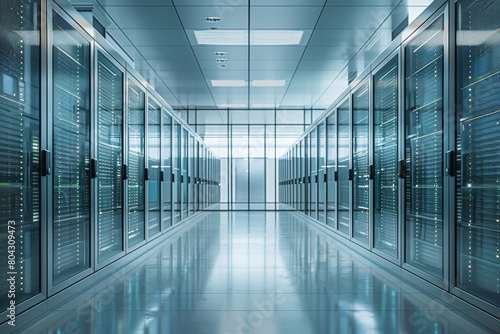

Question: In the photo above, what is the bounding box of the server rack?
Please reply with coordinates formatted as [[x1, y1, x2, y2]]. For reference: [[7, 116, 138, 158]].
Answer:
[[373, 53, 400, 261], [337, 98, 350, 236], [96, 50, 124, 266], [49, 7, 93, 291], [403, 11, 447, 283], [326, 109, 337, 229], [0, 0, 44, 312], [452, 0, 500, 312], [126, 78, 146, 250], [162, 109, 172, 230], [351, 79, 370, 246]]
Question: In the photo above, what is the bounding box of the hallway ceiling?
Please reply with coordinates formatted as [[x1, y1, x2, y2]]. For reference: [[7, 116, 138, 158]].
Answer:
[[78, 0, 432, 110]]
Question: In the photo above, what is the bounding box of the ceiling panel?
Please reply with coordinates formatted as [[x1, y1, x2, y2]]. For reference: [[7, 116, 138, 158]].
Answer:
[[250, 6, 323, 29], [316, 6, 393, 30], [122, 29, 189, 47], [133, 46, 196, 60], [103, 6, 180, 29], [175, 6, 248, 29], [98, 0, 173, 6]]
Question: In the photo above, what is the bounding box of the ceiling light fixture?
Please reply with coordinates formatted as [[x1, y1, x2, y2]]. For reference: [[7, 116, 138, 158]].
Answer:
[[194, 30, 304, 45], [205, 17, 222, 23], [215, 59, 228, 63], [214, 51, 227, 56], [251, 80, 286, 87], [211, 80, 246, 87], [219, 64, 227, 68]]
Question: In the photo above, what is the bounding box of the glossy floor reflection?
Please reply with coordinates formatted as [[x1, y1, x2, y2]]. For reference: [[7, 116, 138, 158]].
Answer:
[[18, 212, 493, 333]]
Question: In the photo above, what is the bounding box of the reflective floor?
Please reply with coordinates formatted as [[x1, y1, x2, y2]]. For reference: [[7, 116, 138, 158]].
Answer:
[[17, 212, 494, 333]]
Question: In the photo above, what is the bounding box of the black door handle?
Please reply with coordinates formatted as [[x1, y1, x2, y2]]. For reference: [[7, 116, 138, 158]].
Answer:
[[160, 170, 165, 182], [334, 171, 338, 182], [369, 164, 375, 180], [91, 158, 98, 179], [398, 160, 405, 179], [348, 168, 353, 181], [123, 164, 129, 180], [445, 150, 455, 177], [145, 168, 149, 181], [41, 150, 52, 176]]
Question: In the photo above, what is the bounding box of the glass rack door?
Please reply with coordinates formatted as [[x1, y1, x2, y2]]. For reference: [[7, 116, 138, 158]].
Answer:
[[181, 129, 188, 217], [51, 12, 91, 284], [338, 99, 350, 236], [318, 123, 326, 223], [189, 134, 195, 214], [97, 53, 123, 263], [374, 56, 399, 258], [0, 0, 41, 304], [162, 111, 172, 229], [147, 99, 160, 237], [455, 0, 500, 307], [327, 110, 337, 228], [300, 140, 306, 212], [404, 16, 444, 279], [310, 129, 318, 220], [127, 81, 145, 248], [173, 121, 181, 223], [352, 82, 370, 245]]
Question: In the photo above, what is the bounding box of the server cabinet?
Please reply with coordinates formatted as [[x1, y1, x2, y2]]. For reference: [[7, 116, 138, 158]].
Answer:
[[404, 14, 445, 279], [318, 122, 326, 223], [0, 0, 42, 309], [172, 121, 181, 224], [352, 80, 370, 245], [50, 10, 92, 286], [310, 129, 318, 220], [147, 98, 161, 238], [127, 80, 145, 248], [304, 135, 310, 214], [96, 51, 124, 264], [373, 55, 399, 259], [162, 110, 172, 230], [294, 146, 299, 210], [300, 139, 306, 212], [337, 98, 350, 236], [189, 134, 195, 213], [455, 0, 500, 309], [326, 110, 337, 229], [181, 129, 188, 218]]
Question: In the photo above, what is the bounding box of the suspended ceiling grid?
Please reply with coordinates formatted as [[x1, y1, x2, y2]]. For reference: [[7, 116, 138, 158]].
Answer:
[[74, 0, 432, 112]]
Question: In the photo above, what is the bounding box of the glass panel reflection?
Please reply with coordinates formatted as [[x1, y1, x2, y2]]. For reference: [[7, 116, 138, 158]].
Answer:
[[52, 12, 91, 283], [404, 17, 444, 278], [337, 99, 350, 235], [97, 53, 123, 262], [148, 99, 161, 237], [352, 82, 370, 245], [173, 122, 181, 223], [327, 111, 337, 228], [162, 111, 172, 229], [0, 0, 41, 303], [318, 123, 326, 223], [127, 81, 145, 247], [456, 0, 500, 307], [374, 56, 398, 257]]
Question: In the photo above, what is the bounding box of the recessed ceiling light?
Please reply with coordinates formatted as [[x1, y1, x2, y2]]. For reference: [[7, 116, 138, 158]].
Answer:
[[219, 104, 247, 108], [251, 80, 286, 87], [214, 51, 227, 56], [194, 30, 304, 45], [215, 59, 228, 63], [219, 64, 227, 68], [211, 80, 246, 87], [205, 17, 222, 23]]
